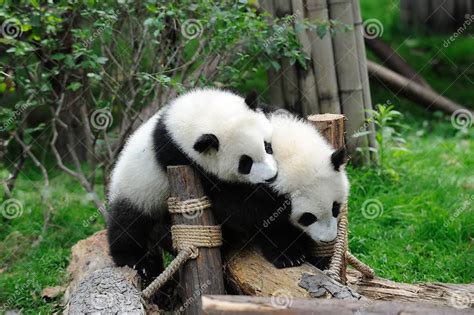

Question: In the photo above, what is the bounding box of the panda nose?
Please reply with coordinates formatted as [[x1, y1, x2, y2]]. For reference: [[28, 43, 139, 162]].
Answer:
[[265, 172, 278, 183]]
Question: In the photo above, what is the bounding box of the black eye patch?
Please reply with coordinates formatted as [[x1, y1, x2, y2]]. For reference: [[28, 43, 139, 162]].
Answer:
[[298, 213, 317, 227], [238, 155, 253, 174], [332, 202, 341, 218], [264, 141, 273, 154]]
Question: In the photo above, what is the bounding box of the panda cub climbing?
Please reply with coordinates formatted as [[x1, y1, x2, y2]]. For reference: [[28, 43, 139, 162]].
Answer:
[[107, 88, 278, 277], [208, 111, 350, 268]]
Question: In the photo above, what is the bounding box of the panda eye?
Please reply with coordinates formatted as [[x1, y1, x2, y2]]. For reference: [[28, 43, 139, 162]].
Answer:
[[238, 155, 253, 174], [264, 141, 273, 154], [332, 202, 341, 218], [298, 213, 317, 226]]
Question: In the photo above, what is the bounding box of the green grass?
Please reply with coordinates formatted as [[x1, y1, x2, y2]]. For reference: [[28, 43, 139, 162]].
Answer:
[[1, 0, 473, 313]]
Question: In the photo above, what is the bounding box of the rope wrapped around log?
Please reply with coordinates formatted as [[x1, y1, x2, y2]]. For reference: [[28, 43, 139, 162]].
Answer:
[[142, 196, 222, 299]]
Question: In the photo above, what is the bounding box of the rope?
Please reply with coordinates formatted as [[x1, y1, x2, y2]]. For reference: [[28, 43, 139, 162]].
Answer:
[[141, 196, 222, 300], [167, 196, 211, 214], [346, 251, 375, 279], [142, 246, 197, 300], [324, 205, 348, 283], [171, 224, 222, 251]]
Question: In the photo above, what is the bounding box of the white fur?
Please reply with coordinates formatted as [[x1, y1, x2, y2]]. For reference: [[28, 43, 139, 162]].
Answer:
[[165, 88, 277, 183], [269, 113, 350, 243], [109, 88, 278, 216]]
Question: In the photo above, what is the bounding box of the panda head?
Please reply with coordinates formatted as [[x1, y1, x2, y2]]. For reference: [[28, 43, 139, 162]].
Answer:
[[167, 89, 278, 184], [289, 147, 349, 243], [269, 113, 349, 243]]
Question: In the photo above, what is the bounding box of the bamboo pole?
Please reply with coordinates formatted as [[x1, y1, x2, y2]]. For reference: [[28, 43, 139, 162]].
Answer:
[[351, 0, 378, 163], [305, 0, 341, 113], [327, 0, 369, 165], [167, 166, 225, 315], [292, 0, 320, 115]]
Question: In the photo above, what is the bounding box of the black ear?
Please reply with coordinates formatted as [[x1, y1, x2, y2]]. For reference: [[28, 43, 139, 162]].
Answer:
[[331, 147, 348, 171], [193, 134, 219, 153], [244, 90, 259, 110]]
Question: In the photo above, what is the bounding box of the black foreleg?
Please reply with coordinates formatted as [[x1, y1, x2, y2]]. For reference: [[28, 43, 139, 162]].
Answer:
[[107, 199, 164, 279]]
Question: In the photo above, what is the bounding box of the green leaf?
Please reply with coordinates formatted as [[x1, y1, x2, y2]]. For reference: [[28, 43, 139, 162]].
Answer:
[[96, 57, 108, 64], [316, 25, 328, 39], [67, 82, 82, 91]]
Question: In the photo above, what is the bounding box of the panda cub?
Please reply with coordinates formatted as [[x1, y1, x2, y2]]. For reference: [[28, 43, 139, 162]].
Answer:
[[107, 88, 278, 277], [208, 111, 349, 268]]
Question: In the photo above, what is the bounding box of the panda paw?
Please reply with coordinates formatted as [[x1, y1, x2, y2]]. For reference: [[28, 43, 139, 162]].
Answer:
[[272, 253, 306, 269], [261, 245, 306, 269]]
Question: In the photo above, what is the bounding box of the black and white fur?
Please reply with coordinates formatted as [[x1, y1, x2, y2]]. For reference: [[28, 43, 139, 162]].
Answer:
[[206, 111, 350, 268], [107, 88, 278, 277]]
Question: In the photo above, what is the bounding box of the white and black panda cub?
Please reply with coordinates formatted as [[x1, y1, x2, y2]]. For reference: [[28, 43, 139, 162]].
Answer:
[[207, 111, 349, 268], [107, 88, 278, 277]]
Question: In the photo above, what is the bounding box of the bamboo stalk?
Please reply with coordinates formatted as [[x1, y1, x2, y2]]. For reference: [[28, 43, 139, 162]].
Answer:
[[306, 0, 341, 113], [292, 0, 320, 115], [351, 0, 378, 163], [327, 0, 369, 165]]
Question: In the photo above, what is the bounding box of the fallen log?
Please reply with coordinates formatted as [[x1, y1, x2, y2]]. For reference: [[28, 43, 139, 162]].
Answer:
[[224, 245, 474, 308], [365, 36, 432, 89], [63, 230, 151, 314], [201, 295, 473, 315], [367, 60, 472, 115], [65, 232, 474, 311]]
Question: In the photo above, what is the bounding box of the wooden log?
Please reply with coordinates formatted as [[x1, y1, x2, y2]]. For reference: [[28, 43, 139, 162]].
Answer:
[[224, 245, 474, 308], [201, 295, 473, 315], [367, 60, 472, 115], [64, 230, 149, 314], [306, 0, 341, 113], [307, 114, 345, 150], [327, 0, 369, 165], [65, 231, 474, 310], [167, 165, 225, 315], [351, 0, 378, 163], [365, 36, 432, 89]]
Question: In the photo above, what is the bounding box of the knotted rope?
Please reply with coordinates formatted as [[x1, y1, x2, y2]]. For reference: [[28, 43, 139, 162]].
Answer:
[[142, 196, 222, 299], [310, 205, 374, 283]]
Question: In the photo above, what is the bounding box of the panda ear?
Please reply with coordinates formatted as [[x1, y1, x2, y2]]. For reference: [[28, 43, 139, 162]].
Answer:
[[193, 134, 219, 153], [331, 147, 348, 171], [244, 90, 259, 110]]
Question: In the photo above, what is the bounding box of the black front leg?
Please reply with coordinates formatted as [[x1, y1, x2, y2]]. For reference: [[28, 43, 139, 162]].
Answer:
[[257, 225, 308, 268], [107, 199, 164, 279]]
